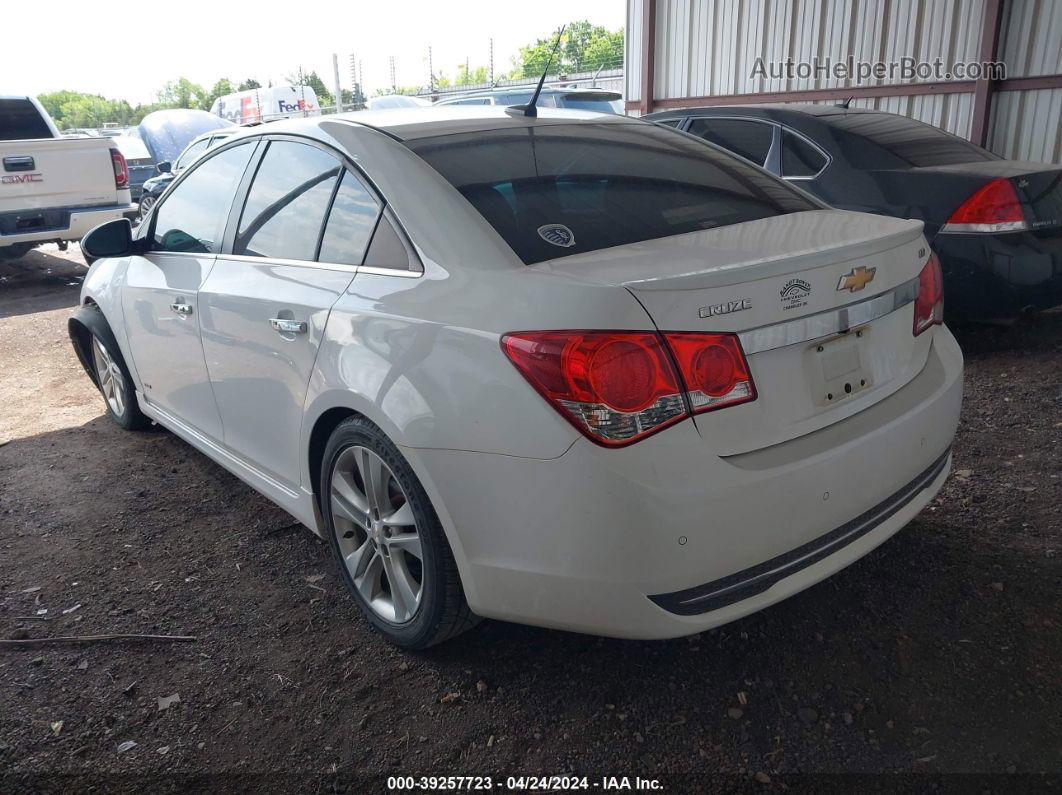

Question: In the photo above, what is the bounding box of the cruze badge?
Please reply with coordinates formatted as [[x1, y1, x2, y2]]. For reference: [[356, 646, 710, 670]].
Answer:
[[836, 266, 876, 292], [700, 298, 751, 318], [537, 224, 576, 248]]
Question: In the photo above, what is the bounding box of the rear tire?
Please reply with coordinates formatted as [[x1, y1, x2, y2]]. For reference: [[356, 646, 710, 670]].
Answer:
[[321, 416, 479, 649], [86, 316, 152, 431]]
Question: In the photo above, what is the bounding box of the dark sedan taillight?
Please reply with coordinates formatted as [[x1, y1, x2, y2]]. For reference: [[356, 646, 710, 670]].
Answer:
[[939, 178, 1028, 234]]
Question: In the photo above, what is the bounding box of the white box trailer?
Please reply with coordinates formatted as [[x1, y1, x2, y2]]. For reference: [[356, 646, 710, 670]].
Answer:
[[210, 85, 320, 125]]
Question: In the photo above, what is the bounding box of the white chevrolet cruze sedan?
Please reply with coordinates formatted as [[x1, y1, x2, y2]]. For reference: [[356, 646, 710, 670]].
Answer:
[[70, 108, 963, 648]]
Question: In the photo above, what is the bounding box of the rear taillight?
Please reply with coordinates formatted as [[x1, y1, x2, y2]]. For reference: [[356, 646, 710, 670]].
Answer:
[[663, 332, 756, 413], [939, 178, 1028, 234], [110, 148, 129, 189], [502, 330, 756, 446], [913, 253, 944, 336]]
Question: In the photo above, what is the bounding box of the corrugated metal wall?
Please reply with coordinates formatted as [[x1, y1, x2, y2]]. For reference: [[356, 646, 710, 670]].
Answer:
[[628, 0, 1061, 163]]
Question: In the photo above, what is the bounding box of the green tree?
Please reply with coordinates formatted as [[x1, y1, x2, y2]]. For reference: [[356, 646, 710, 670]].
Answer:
[[455, 63, 489, 86], [237, 78, 261, 91], [157, 77, 210, 110], [206, 78, 236, 108], [513, 20, 624, 78]]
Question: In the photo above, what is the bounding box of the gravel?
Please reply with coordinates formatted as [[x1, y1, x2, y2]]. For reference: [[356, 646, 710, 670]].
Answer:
[[1, 248, 1060, 792]]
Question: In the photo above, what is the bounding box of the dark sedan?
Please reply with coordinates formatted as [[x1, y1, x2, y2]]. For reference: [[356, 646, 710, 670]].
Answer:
[[647, 104, 1062, 322]]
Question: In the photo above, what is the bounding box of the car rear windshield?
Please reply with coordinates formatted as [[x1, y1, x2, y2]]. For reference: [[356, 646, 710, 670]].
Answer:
[[825, 112, 998, 167], [0, 99, 53, 140], [406, 121, 818, 264]]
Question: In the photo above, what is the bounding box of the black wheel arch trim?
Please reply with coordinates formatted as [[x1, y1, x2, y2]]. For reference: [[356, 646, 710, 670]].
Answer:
[[68, 304, 132, 391]]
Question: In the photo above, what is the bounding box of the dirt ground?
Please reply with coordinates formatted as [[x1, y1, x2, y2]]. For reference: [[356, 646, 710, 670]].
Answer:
[[1, 246, 1059, 793]]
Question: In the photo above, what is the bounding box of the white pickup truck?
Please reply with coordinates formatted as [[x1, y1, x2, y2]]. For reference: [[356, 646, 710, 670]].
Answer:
[[1, 95, 136, 260]]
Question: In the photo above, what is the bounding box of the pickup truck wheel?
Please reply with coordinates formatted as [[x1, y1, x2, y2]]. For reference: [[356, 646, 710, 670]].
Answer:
[[322, 417, 480, 649], [88, 327, 151, 431], [0, 243, 34, 261]]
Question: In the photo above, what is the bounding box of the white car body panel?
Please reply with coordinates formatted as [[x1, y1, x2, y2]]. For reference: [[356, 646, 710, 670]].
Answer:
[[77, 109, 964, 639]]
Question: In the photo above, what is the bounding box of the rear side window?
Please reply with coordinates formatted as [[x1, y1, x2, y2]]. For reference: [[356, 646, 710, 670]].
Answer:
[[407, 122, 816, 264], [781, 130, 827, 178], [687, 118, 773, 166], [152, 142, 255, 254], [318, 170, 381, 265], [235, 141, 341, 261], [0, 98, 53, 140], [825, 112, 997, 166]]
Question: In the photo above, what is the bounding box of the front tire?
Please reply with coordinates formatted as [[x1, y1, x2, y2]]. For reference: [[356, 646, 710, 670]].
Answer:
[[89, 325, 151, 431], [138, 194, 156, 221], [321, 417, 479, 649]]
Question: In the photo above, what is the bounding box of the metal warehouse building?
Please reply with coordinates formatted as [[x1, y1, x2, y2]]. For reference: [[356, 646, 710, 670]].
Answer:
[[625, 0, 1062, 163]]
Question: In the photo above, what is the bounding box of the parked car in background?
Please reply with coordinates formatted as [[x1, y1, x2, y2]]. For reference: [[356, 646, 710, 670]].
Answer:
[[435, 85, 622, 113], [137, 124, 238, 219], [112, 135, 154, 201], [647, 105, 1062, 322], [71, 107, 961, 649], [366, 94, 432, 110], [0, 95, 135, 260]]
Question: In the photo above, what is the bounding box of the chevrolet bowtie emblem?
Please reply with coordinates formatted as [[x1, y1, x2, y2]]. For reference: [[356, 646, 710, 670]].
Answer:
[[836, 266, 876, 292]]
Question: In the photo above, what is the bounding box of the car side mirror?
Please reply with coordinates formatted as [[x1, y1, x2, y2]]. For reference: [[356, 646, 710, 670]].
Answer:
[[156, 160, 172, 174], [81, 219, 141, 263]]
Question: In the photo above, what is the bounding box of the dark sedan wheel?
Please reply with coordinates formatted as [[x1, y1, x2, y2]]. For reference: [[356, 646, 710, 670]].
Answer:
[[138, 194, 156, 221], [321, 416, 479, 649]]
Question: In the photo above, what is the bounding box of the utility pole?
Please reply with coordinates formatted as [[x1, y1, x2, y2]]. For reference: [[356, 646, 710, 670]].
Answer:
[[389, 56, 396, 93], [332, 53, 343, 112], [489, 37, 494, 85], [428, 46, 435, 95]]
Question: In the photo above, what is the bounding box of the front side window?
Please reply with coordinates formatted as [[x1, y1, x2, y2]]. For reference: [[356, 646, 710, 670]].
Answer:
[[151, 142, 255, 254], [781, 130, 828, 178], [407, 121, 817, 265], [318, 170, 382, 266], [687, 118, 773, 167], [234, 141, 341, 261], [175, 138, 210, 171]]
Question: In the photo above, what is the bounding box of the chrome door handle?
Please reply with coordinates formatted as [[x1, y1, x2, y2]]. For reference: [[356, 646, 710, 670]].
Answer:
[[169, 302, 193, 315], [270, 318, 307, 334]]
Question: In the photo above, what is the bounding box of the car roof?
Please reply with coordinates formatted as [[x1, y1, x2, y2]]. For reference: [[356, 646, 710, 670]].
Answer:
[[249, 106, 638, 142], [649, 103, 885, 119]]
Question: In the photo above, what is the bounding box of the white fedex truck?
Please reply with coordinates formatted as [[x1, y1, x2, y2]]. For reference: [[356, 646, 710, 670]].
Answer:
[[210, 85, 320, 125]]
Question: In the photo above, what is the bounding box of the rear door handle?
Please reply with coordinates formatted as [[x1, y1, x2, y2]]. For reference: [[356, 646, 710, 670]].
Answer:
[[169, 302, 193, 315], [270, 318, 307, 334]]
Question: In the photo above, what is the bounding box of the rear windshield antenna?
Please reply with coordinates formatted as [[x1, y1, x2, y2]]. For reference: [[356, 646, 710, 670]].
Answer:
[[836, 96, 853, 109], [508, 25, 566, 118]]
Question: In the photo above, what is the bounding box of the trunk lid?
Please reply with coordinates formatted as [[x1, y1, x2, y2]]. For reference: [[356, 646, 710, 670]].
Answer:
[[537, 209, 932, 454], [0, 137, 119, 213]]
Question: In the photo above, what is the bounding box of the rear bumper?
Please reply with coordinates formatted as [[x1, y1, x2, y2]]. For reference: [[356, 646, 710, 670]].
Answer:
[[934, 227, 1062, 320], [0, 201, 137, 246], [412, 326, 963, 639]]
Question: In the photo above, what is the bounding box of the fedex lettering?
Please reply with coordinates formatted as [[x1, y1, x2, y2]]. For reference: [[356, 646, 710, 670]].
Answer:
[[277, 99, 316, 113]]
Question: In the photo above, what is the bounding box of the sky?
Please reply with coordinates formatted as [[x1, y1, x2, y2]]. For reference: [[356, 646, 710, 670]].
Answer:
[[6, 0, 626, 105]]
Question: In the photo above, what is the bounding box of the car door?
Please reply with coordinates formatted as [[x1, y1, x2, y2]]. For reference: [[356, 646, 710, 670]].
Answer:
[[198, 138, 382, 489], [121, 140, 258, 440]]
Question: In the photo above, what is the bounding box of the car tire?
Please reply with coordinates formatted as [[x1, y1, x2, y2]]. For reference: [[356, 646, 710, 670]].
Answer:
[[87, 317, 152, 431], [138, 194, 156, 221], [0, 243, 34, 261], [321, 416, 479, 649]]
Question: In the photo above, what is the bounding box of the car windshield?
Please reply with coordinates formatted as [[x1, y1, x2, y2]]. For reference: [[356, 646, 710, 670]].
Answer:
[[825, 112, 998, 166], [555, 96, 619, 114], [407, 121, 817, 264]]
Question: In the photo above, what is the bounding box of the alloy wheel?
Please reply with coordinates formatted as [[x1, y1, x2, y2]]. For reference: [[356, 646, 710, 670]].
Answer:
[[330, 445, 424, 624], [92, 338, 126, 417]]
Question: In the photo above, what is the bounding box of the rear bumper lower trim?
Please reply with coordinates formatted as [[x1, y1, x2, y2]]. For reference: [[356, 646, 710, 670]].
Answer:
[[648, 446, 951, 616]]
